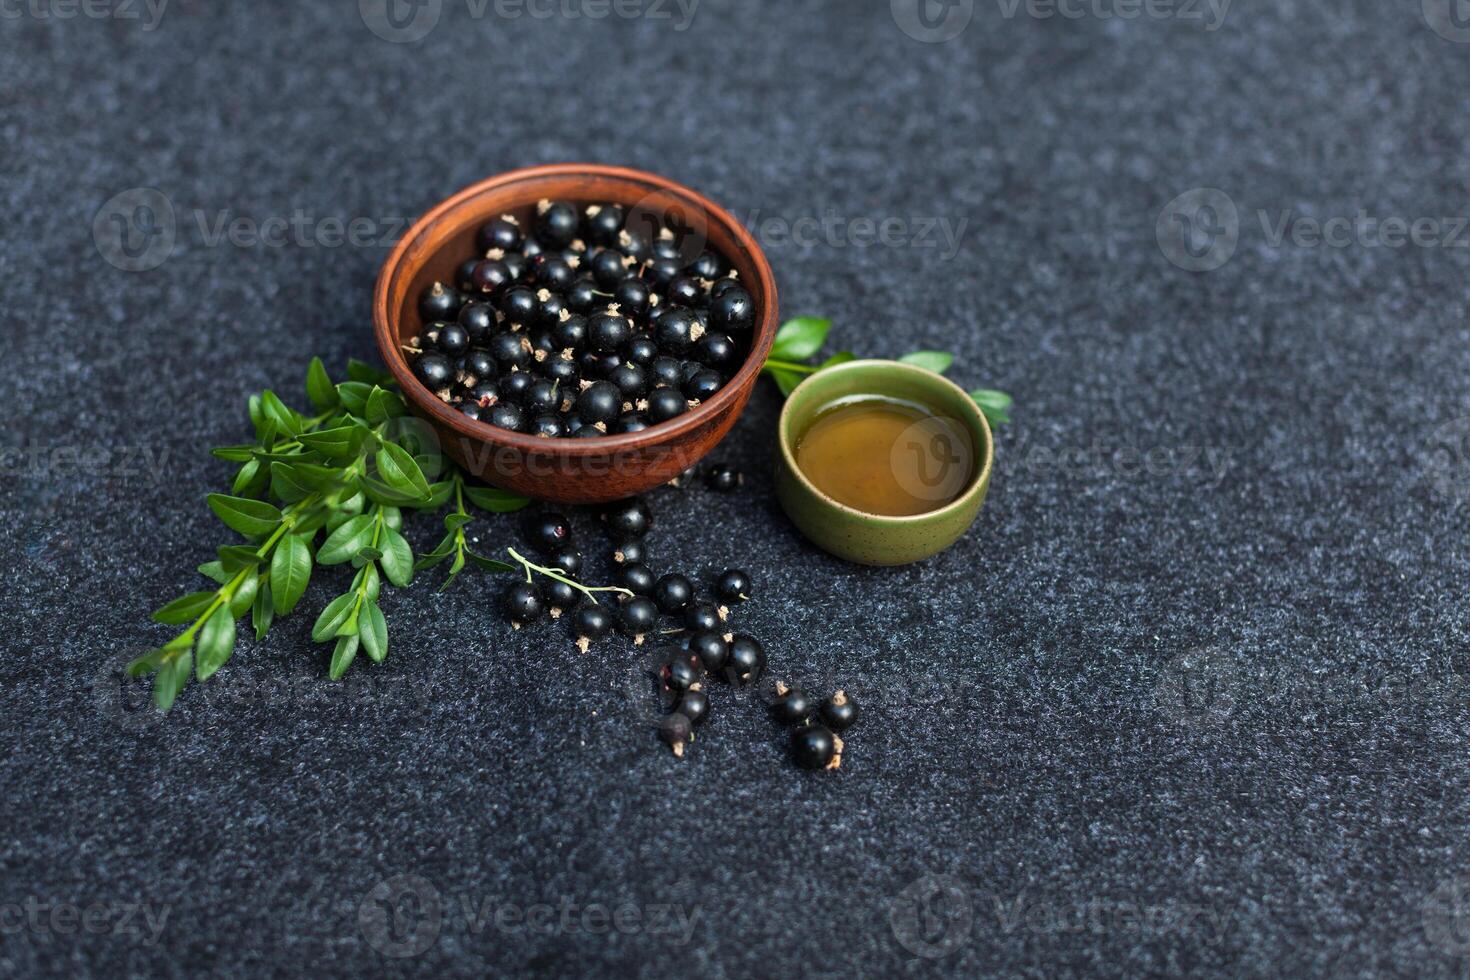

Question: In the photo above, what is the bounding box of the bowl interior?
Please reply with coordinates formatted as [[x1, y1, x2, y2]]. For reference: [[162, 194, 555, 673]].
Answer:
[[778, 360, 994, 521]]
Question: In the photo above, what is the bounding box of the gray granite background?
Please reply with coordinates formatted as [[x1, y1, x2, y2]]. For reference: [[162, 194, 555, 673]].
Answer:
[[4, 0, 1470, 976]]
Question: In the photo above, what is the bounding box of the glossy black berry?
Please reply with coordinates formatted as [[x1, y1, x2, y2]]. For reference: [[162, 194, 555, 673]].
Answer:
[[488, 332, 531, 371], [418, 281, 461, 322], [613, 277, 652, 318], [659, 649, 704, 694], [687, 630, 729, 672], [792, 724, 838, 770], [502, 252, 529, 283], [576, 381, 622, 426], [590, 248, 629, 290], [468, 381, 500, 407], [531, 254, 575, 292], [704, 463, 741, 492], [709, 276, 742, 300], [684, 600, 722, 633], [524, 511, 572, 552], [566, 276, 599, 314], [534, 289, 567, 328], [603, 497, 652, 539], [572, 604, 614, 646], [588, 311, 631, 354], [543, 355, 580, 387], [535, 200, 579, 248], [523, 379, 561, 416], [458, 402, 482, 420], [458, 302, 496, 343], [724, 634, 765, 686], [819, 691, 859, 732], [619, 596, 659, 638], [617, 562, 656, 596], [771, 684, 815, 726], [552, 313, 588, 351], [660, 712, 694, 757], [435, 322, 470, 358], [506, 583, 544, 624], [579, 350, 622, 380], [612, 539, 645, 564], [695, 333, 738, 370], [666, 275, 703, 307], [673, 689, 710, 726], [716, 568, 752, 603], [584, 203, 625, 244], [486, 402, 526, 432], [414, 352, 454, 390], [472, 259, 513, 295], [624, 335, 659, 366], [653, 573, 694, 614], [499, 286, 537, 325], [710, 285, 755, 334], [644, 256, 682, 290], [654, 307, 700, 354], [543, 579, 579, 612], [646, 387, 687, 424], [684, 369, 722, 402], [462, 349, 496, 383], [500, 370, 536, 404], [650, 356, 683, 389], [686, 250, 729, 281], [572, 425, 605, 439], [455, 259, 481, 293], [544, 545, 582, 578], [529, 414, 565, 439], [478, 215, 522, 253], [612, 412, 647, 434]]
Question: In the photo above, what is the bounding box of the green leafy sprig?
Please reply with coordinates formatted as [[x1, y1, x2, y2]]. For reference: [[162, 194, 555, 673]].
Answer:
[[760, 317, 1014, 426], [132, 358, 534, 710]]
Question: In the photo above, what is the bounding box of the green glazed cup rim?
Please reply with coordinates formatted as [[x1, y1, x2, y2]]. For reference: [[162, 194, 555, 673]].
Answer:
[[776, 359, 995, 525]]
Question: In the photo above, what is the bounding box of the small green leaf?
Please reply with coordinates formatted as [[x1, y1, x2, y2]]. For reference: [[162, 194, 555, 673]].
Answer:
[[467, 553, 516, 573], [899, 351, 954, 374], [271, 534, 313, 614], [317, 515, 375, 565], [270, 462, 313, 504], [198, 561, 229, 585], [439, 550, 467, 591], [819, 351, 857, 370], [359, 602, 388, 663], [420, 480, 455, 510], [212, 445, 256, 463], [253, 581, 274, 641], [208, 494, 284, 539], [377, 442, 430, 499], [195, 607, 235, 681], [444, 512, 473, 532], [970, 389, 1014, 426], [768, 367, 805, 397], [259, 390, 303, 436], [228, 572, 259, 618], [232, 458, 267, 496], [306, 357, 339, 410], [154, 647, 193, 711], [152, 591, 217, 625], [413, 532, 457, 572], [336, 381, 374, 416], [297, 426, 363, 461], [218, 545, 263, 574], [769, 317, 832, 361], [311, 593, 357, 643], [127, 647, 171, 677], [365, 387, 405, 425], [462, 484, 531, 513], [379, 527, 414, 587], [347, 359, 394, 385], [329, 634, 360, 680]]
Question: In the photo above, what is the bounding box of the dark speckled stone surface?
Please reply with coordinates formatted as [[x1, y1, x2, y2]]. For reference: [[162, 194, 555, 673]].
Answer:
[[4, 1, 1470, 976]]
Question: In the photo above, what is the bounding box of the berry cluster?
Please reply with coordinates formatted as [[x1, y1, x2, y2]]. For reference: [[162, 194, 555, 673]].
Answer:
[[406, 200, 757, 438], [771, 684, 860, 770]]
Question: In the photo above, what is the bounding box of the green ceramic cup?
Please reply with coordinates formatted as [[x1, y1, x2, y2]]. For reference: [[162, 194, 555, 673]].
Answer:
[[775, 359, 994, 566]]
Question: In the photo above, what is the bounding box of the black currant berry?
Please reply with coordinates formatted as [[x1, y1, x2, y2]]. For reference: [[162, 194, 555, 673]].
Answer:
[[455, 259, 481, 293], [489, 333, 532, 371], [534, 289, 567, 328], [666, 276, 704, 307], [588, 311, 631, 354], [502, 252, 529, 283], [654, 307, 700, 354], [529, 414, 565, 439], [543, 356, 580, 387], [468, 381, 500, 407], [500, 370, 536, 404], [590, 248, 630, 290], [771, 684, 815, 726], [545, 545, 582, 578], [613, 277, 652, 318], [543, 579, 578, 612], [506, 582, 544, 624], [704, 464, 741, 492], [459, 402, 482, 421], [609, 360, 649, 399], [472, 259, 513, 295], [653, 573, 694, 613], [458, 302, 496, 343], [792, 724, 839, 771], [462, 350, 496, 384], [435, 322, 470, 357], [617, 562, 656, 596], [646, 387, 687, 424], [487, 402, 526, 432], [535, 200, 579, 248], [709, 276, 741, 300], [820, 691, 859, 732], [644, 256, 682, 290], [716, 568, 752, 603], [661, 711, 694, 758], [552, 313, 588, 351], [650, 356, 683, 389], [572, 604, 614, 651], [619, 596, 659, 640], [686, 250, 728, 281], [612, 539, 645, 564], [524, 511, 572, 552], [615, 413, 650, 434], [710, 285, 755, 334], [414, 353, 454, 390], [478, 215, 522, 253], [566, 276, 599, 314], [418, 281, 461, 322], [499, 286, 537, 325], [659, 649, 704, 694], [695, 333, 738, 370], [573, 426, 605, 440], [624, 335, 659, 366], [673, 689, 710, 726], [724, 634, 765, 686], [584, 203, 626, 244], [683, 369, 722, 402], [531, 254, 575, 292], [684, 600, 723, 633], [603, 497, 652, 539], [687, 630, 729, 672], [523, 379, 561, 416], [577, 381, 622, 426], [579, 350, 622, 380]]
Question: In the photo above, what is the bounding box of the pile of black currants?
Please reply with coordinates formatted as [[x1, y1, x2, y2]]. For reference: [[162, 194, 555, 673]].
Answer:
[[771, 684, 860, 770], [406, 200, 757, 438]]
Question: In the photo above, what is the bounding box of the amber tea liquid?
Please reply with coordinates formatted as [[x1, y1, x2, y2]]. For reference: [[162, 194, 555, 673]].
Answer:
[[794, 396, 975, 516]]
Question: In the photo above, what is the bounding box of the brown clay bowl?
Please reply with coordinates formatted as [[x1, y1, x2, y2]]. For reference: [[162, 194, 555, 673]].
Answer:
[[373, 164, 779, 504]]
